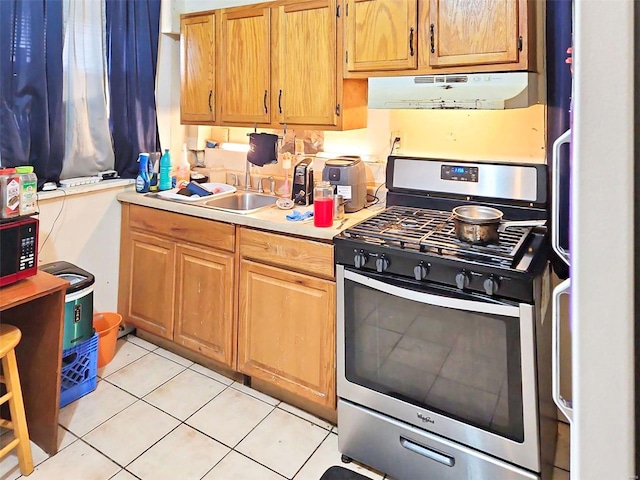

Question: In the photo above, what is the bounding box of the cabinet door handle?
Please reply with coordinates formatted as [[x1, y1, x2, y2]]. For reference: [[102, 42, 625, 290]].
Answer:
[[278, 89, 283, 114], [429, 24, 435, 54], [208, 90, 213, 112], [409, 27, 415, 56], [263, 90, 268, 114]]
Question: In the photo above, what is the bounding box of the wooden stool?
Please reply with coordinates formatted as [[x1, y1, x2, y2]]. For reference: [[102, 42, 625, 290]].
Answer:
[[0, 324, 34, 475]]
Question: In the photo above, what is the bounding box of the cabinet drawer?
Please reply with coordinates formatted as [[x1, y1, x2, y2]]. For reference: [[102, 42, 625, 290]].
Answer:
[[239, 228, 334, 280], [129, 205, 235, 252]]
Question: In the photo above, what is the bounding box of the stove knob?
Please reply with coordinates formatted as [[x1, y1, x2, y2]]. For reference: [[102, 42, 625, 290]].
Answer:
[[354, 251, 368, 269], [413, 263, 429, 281], [455, 271, 470, 290], [483, 276, 500, 295], [375, 256, 390, 273]]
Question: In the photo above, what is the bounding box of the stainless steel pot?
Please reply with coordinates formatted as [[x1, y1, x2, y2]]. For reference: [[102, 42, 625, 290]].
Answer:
[[452, 205, 546, 244]]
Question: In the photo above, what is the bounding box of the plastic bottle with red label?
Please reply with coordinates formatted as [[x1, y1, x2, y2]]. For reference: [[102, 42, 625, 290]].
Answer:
[[0, 168, 21, 218]]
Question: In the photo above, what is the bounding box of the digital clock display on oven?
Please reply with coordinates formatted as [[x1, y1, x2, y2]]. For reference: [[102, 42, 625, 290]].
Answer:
[[441, 165, 479, 182]]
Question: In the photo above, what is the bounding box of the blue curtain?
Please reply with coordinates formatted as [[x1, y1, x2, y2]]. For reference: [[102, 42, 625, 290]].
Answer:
[[106, 0, 162, 179], [0, 0, 64, 187]]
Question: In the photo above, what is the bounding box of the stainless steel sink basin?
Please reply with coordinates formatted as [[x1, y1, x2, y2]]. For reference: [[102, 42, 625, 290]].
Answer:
[[201, 192, 277, 214]]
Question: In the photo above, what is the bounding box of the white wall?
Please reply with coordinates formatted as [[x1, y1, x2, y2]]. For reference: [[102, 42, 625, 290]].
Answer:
[[572, 1, 635, 478], [36, 184, 132, 313]]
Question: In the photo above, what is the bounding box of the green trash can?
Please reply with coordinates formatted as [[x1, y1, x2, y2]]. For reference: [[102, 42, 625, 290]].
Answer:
[[40, 261, 95, 351]]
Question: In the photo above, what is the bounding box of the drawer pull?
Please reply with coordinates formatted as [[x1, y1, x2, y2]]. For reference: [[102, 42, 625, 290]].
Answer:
[[400, 436, 455, 467]]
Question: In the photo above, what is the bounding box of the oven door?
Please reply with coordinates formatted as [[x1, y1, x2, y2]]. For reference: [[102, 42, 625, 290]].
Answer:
[[336, 266, 540, 472]]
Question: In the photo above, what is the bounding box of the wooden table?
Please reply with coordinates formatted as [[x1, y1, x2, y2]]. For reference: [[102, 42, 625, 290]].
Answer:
[[0, 271, 68, 455]]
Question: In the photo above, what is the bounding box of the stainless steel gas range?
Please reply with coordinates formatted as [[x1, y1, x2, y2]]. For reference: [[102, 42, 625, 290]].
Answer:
[[334, 156, 557, 480]]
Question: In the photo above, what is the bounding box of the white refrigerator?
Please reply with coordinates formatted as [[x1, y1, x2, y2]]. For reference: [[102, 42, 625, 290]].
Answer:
[[551, 1, 635, 479]]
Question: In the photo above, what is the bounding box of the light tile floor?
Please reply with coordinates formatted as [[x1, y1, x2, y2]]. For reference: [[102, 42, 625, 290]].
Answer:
[[0, 334, 571, 480]]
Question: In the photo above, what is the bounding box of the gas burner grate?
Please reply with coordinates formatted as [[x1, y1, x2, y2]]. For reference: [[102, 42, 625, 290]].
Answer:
[[344, 206, 533, 267]]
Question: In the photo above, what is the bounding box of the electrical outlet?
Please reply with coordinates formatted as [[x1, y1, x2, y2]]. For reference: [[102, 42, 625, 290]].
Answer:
[[391, 131, 402, 153], [221, 128, 230, 144]]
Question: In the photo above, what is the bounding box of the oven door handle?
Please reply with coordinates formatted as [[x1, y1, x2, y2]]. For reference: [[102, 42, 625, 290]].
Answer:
[[552, 278, 572, 423], [343, 268, 520, 317], [400, 436, 455, 467]]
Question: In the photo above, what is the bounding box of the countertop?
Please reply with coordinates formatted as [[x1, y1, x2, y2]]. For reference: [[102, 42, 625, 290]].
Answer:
[[117, 190, 383, 241]]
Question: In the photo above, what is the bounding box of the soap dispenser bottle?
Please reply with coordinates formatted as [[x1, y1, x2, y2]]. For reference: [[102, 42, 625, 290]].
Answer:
[[173, 143, 191, 187]]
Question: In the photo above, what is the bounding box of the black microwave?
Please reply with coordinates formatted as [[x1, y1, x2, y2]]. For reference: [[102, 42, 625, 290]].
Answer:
[[0, 217, 38, 287]]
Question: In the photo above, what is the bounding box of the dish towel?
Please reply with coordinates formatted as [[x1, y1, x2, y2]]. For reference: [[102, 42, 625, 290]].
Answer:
[[247, 133, 279, 166], [286, 210, 314, 221]]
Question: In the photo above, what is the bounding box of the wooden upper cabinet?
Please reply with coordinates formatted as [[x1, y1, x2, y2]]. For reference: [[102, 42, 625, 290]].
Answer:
[[427, 0, 521, 67], [220, 6, 271, 124], [180, 13, 215, 124], [346, 0, 418, 72], [277, 0, 338, 126]]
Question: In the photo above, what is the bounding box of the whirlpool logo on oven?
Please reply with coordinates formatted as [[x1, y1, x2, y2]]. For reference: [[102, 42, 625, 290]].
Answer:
[[417, 413, 435, 424]]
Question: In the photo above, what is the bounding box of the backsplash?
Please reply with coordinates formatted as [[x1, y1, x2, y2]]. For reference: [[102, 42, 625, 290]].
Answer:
[[185, 104, 545, 194]]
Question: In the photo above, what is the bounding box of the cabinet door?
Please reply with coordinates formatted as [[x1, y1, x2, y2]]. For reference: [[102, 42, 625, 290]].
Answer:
[[180, 14, 215, 123], [238, 260, 336, 408], [346, 0, 417, 72], [428, 0, 520, 67], [126, 232, 175, 339], [174, 245, 236, 367], [277, 0, 337, 126], [220, 7, 271, 124]]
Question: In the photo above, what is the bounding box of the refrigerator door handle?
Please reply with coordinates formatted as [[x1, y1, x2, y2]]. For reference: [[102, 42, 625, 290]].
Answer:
[[552, 278, 573, 423], [552, 129, 571, 266]]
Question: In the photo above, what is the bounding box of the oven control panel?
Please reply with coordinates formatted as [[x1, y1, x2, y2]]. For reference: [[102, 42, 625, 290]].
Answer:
[[338, 245, 533, 303], [441, 165, 479, 182]]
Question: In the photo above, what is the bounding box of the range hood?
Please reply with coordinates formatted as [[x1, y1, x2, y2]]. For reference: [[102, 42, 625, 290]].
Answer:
[[368, 72, 538, 110]]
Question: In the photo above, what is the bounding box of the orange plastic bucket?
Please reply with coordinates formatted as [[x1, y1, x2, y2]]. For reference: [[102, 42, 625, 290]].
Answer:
[[93, 312, 122, 368]]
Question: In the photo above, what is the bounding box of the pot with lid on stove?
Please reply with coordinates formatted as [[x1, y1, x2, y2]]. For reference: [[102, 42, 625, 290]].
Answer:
[[322, 156, 367, 213]]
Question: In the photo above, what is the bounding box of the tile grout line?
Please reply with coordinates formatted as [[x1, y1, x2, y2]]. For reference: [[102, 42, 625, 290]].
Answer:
[[289, 429, 332, 479], [97, 349, 153, 380], [119, 421, 184, 472]]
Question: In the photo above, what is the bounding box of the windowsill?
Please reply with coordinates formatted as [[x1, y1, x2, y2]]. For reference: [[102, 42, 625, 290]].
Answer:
[[36, 178, 135, 201]]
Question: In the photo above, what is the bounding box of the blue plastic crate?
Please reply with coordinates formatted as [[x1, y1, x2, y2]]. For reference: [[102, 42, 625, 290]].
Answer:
[[60, 333, 98, 408]]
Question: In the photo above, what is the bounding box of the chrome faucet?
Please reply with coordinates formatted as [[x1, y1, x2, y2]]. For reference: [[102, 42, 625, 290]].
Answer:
[[258, 176, 276, 194], [226, 172, 238, 187], [244, 161, 253, 191]]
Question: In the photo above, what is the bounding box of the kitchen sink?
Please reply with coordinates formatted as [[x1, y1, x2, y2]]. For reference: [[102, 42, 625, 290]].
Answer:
[[201, 191, 277, 214]]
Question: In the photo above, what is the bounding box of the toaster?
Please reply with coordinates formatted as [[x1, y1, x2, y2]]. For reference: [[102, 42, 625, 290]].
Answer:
[[291, 157, 314, 206]]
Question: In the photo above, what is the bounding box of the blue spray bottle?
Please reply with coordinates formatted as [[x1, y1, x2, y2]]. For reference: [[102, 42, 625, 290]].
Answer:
[[135, 153, 151, 193]]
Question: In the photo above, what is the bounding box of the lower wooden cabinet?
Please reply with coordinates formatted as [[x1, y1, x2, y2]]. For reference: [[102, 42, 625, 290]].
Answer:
[[237, 227, 337, 409], [126, 231, 175, 339], [119, 206, 338, 411], [237, 259, 336, 408], [119, 204, 236, 368], [174, 244, 235, 366]]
